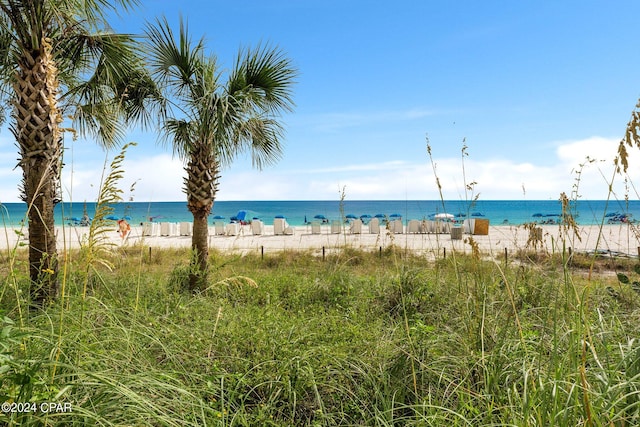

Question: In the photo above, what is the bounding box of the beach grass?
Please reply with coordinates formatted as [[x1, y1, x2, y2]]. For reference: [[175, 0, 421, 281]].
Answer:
[[2, 240, 640, 426]]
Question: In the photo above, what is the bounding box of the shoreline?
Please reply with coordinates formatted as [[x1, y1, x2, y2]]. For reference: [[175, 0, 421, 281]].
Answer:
[[2, 223, 639, 257]]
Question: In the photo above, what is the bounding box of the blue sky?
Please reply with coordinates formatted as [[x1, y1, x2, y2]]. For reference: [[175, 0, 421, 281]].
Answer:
[[2, 0, 640, 202]]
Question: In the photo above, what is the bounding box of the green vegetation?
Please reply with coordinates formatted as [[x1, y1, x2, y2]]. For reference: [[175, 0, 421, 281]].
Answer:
[[2, 243, 640, 426]]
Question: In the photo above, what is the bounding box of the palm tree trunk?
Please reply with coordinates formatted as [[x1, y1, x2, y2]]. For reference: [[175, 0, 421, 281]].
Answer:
[[14, 42, 63, 306], [190, 209, 209, 288], [185, 146, 219, 290]]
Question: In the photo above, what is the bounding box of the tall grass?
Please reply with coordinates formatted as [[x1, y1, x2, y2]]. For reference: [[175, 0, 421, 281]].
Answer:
[[2, 139, 640, 425], [3, 239, 640, 425]]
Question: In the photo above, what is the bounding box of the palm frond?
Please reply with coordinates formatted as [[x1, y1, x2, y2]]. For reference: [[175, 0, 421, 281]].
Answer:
[[145, 16, 207, 98], [229, 43, 297, 114]]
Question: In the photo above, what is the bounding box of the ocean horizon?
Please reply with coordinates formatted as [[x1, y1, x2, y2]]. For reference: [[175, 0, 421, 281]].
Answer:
[[2, 199, 639, 228]]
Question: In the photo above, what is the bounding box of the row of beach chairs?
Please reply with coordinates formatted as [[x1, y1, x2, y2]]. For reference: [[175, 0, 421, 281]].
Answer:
[[212, 218, 295, 236], [311, 218, 469, 235], [142, 218, 295, 237], [142, 222, 193, 237], [141, 218, 483, 238]]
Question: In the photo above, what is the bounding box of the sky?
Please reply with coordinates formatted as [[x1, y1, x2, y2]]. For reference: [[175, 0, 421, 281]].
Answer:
[[2, 0, 640, 202]]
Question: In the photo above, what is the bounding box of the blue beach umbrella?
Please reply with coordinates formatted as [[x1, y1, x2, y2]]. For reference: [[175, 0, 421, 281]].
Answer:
[[389, 213, 402, 219], [374, 213, 385, 219], [105, 215, 119, 221], [275, 214, 285, 219], [314, 214, 327, 220], [345, 214, 357, 219], [212, 215, 225, 220], [360, 214, 372, 224]]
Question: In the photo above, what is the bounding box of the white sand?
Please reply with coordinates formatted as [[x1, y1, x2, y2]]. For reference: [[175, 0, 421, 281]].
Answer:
[[2, 222, 639, 258]]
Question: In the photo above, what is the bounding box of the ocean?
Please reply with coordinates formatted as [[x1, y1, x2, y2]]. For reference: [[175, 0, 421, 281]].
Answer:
[[1, 199, 639, 228]]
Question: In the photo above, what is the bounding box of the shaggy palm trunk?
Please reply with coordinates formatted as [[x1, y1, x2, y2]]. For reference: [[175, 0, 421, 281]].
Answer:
[[13, 41, 63, 306], [185, 144, 219, 290]]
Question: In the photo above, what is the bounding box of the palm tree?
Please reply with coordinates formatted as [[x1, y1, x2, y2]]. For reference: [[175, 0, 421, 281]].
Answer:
[[146, 18, 296, 290], [0, 0, 158, 306]]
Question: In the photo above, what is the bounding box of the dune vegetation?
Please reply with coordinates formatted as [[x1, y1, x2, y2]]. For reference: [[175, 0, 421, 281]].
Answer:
[[2, 222, 640, 426]]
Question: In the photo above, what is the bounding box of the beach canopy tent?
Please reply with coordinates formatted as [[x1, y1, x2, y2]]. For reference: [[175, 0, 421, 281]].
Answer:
[[233, 210, 248, 222]]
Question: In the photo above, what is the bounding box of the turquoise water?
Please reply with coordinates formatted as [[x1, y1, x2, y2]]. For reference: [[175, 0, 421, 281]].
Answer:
[[1, 199, 639, 227]]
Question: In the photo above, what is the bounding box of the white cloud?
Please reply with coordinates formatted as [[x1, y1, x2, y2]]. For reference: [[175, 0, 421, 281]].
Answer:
[[2, 135, 640, 203]]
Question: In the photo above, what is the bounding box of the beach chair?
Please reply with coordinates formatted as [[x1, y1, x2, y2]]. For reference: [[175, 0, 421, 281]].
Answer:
[[407, 219, 420, 234], [274, 218, 285, 235], [214, 221, 225, 235], [179, 222, 192, 236], [226, 222, 240, 236], [369, 217, 380, 234], [142, 222, 158, 237], [463, 218, 475, 234], [311, 221, 321, 235], [331, 220, 341, 234], [350, 219, 362, 234], [251, 220, 264, 235], [434, 220, 451, 234], [423, 220, 436, 234], [274, 218, 294, 235], [161, 222, 178, 236], [391, 219, 404, 234]]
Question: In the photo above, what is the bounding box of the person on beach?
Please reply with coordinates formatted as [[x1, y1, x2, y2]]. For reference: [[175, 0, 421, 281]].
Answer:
[[117, 219, 131, 241]]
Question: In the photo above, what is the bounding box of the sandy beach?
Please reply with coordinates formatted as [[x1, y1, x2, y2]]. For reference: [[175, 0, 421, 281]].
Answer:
[[2, 222, 639, 259]]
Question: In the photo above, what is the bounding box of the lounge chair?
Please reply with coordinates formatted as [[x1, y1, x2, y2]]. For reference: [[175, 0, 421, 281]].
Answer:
[[251, 220, 264, 235], [423, 220, 435, 234], [142, 222, 158, 237], [391, 219, 403, 234], [350, 219, 363, 234], [434, 220, 451, 234], [225, 222, 240, 236], [369, 218, 380, 234], [274, 218, 294, 235], [214, 221, 225, 235], [330, 220, 341, 234], [160, 222, 177, 236], [311, 221, 321, 235], [407, 219, 420, 234], [463, 218, 475, 234], [179, 222, 192, 236]]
